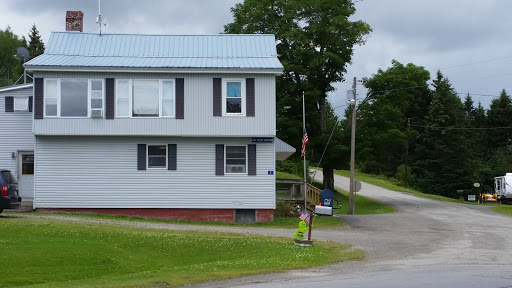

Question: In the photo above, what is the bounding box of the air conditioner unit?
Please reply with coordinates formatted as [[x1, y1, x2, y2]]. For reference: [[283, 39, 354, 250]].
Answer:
[[91, 109, 103, 118], [228, 166, 244, 173]]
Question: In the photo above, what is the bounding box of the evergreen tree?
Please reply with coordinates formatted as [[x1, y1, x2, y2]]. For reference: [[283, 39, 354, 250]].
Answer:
[[27, 24, 45, 59], [486, 89, 512, 150], [356, 60, 431, 177], [412, 71, 470, 197]]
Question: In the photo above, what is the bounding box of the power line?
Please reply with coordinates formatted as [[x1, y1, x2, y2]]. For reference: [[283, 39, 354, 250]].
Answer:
[[410, 124, 512, 130]]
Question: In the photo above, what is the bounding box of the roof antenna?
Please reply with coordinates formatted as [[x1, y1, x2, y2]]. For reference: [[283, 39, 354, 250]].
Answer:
[[96, 0, 107, 35]]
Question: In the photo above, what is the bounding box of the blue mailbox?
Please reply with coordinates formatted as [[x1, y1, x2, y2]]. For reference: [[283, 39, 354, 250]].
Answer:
[[321, 189, 334, 207]]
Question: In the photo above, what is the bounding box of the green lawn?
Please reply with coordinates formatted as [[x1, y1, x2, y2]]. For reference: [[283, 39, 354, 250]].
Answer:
[[276, 171, 303, 179], [0, 217, 363, 288], [11, 211, 346, 229], [492, 205, 512, 216]]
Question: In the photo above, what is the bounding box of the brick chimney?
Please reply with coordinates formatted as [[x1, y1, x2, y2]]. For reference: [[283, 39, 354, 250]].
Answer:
[[66, 11, 84, 32]]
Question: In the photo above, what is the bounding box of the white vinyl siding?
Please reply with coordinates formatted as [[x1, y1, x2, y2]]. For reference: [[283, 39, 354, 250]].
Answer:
[[34, 137, 275, 209], [33, 72, 276, 137], [0, 86, 35, 197]]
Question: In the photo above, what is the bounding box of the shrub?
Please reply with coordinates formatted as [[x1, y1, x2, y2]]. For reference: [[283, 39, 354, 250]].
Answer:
[[274, 201, 299, 217]]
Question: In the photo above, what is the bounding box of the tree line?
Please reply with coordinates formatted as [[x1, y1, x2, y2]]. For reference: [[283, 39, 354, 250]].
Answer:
[[352, 60, 512, 197], [225, 0, 511, 197], [0, 24, 45, 86]]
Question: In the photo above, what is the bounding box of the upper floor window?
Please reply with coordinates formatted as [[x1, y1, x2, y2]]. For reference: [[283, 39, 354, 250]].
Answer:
[[116, 79, 175, 118], [44, 79, 104, 118], [14, 97, 29, 111], [222, 79, 245, 116]]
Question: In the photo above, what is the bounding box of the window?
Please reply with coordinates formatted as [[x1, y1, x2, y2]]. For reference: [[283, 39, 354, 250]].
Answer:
[[45, 79, 58, 117], [61, 79, 88, 117], [44, 79, 104, 118], [147, 145, 167, 169], [90, 80, 103, 111], [222, 79, 245, 116], [225, 146, 247, 174], [116, 79, 175, 118], [162, 80, 175, 117], [21, 154, 34, 175], [116, 80, 130, 117], [14, 97, 29, 111]]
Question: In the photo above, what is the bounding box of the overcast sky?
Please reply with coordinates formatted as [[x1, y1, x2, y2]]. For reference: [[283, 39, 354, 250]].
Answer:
[[2, 0, 511, 115]]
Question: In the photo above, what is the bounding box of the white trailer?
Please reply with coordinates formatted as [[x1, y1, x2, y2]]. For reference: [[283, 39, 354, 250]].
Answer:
[[494, 173, 512, 203]]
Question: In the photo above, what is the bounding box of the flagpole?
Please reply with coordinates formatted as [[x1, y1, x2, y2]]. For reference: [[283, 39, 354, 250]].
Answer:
[[303, 91, 307, 211]]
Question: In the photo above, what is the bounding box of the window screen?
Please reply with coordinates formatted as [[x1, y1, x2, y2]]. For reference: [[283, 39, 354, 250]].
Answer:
[[14, 97, 29, 111]]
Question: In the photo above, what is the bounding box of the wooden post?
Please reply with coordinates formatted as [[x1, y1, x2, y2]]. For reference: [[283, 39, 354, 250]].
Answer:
[[307, 213, 313, 240]]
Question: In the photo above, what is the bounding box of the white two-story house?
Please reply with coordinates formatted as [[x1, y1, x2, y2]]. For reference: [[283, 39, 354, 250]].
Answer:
[[23, 30, 291, 223]]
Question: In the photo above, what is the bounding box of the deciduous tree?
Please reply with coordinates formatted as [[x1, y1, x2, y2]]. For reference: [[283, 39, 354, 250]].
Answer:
[[224, 0, 371, 190]]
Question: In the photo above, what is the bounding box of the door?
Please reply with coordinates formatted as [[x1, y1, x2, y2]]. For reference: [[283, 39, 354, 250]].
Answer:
[[18, 152, 34, 199]]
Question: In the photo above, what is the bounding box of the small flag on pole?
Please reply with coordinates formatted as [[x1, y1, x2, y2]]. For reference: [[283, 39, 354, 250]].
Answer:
[[301, 128, 309, 157]]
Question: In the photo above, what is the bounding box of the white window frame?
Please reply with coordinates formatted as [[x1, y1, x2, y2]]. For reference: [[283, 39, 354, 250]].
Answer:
[[147, 144, 168, 169], [222, 79, 246, 116], [43, 78, 104, 118], [115, 79, 176, 118], [13, 97, 29, 112], [225, 145, 248, 175]]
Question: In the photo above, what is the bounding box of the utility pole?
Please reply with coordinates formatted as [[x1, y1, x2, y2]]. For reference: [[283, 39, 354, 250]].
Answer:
[[404, 118, 410, 187], [349, 77, 357, 215]]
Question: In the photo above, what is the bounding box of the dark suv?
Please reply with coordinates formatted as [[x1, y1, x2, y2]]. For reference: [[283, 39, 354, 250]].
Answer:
[[0, 169, 21, 214]]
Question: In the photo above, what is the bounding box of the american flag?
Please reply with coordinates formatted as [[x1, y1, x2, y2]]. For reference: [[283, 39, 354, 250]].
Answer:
[[301, 128, 309, 157]]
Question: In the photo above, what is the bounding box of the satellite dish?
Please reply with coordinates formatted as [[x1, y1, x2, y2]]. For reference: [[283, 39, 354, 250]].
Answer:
[[16, 47, 30, 63]]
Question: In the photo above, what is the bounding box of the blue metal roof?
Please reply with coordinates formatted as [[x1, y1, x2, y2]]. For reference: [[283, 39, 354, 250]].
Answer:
[[25, 32, 283, 71]]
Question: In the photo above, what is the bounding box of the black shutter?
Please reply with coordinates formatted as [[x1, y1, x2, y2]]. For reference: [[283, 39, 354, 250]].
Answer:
[[246, 78, 255, 117], [34, 78, 44, 119], [213, 78, 222, 116], [248, 144, 256, 175], [4, 97, 13, 112], [168, 144, 177, 170], [176, 78, 184, 119], [28, 96, 33, 112], [215, 144, 224, 175], [137, 144, 146, 170], [105, 78, 115, 119]]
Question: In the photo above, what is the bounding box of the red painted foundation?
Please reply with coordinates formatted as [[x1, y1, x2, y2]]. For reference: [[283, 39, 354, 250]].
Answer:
[[37, 208, 274, 223]]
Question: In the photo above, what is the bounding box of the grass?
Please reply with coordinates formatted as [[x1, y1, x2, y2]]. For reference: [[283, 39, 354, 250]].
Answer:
[[0, 217, 363, 288], [12, 211, 346, 229], [492, 205, 512, 216], [312, 181, 395, 215], [276, 171, 303, 179]]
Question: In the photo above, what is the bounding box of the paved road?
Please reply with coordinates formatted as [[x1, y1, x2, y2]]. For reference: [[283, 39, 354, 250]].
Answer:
[[191, 170, 512, 288]]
